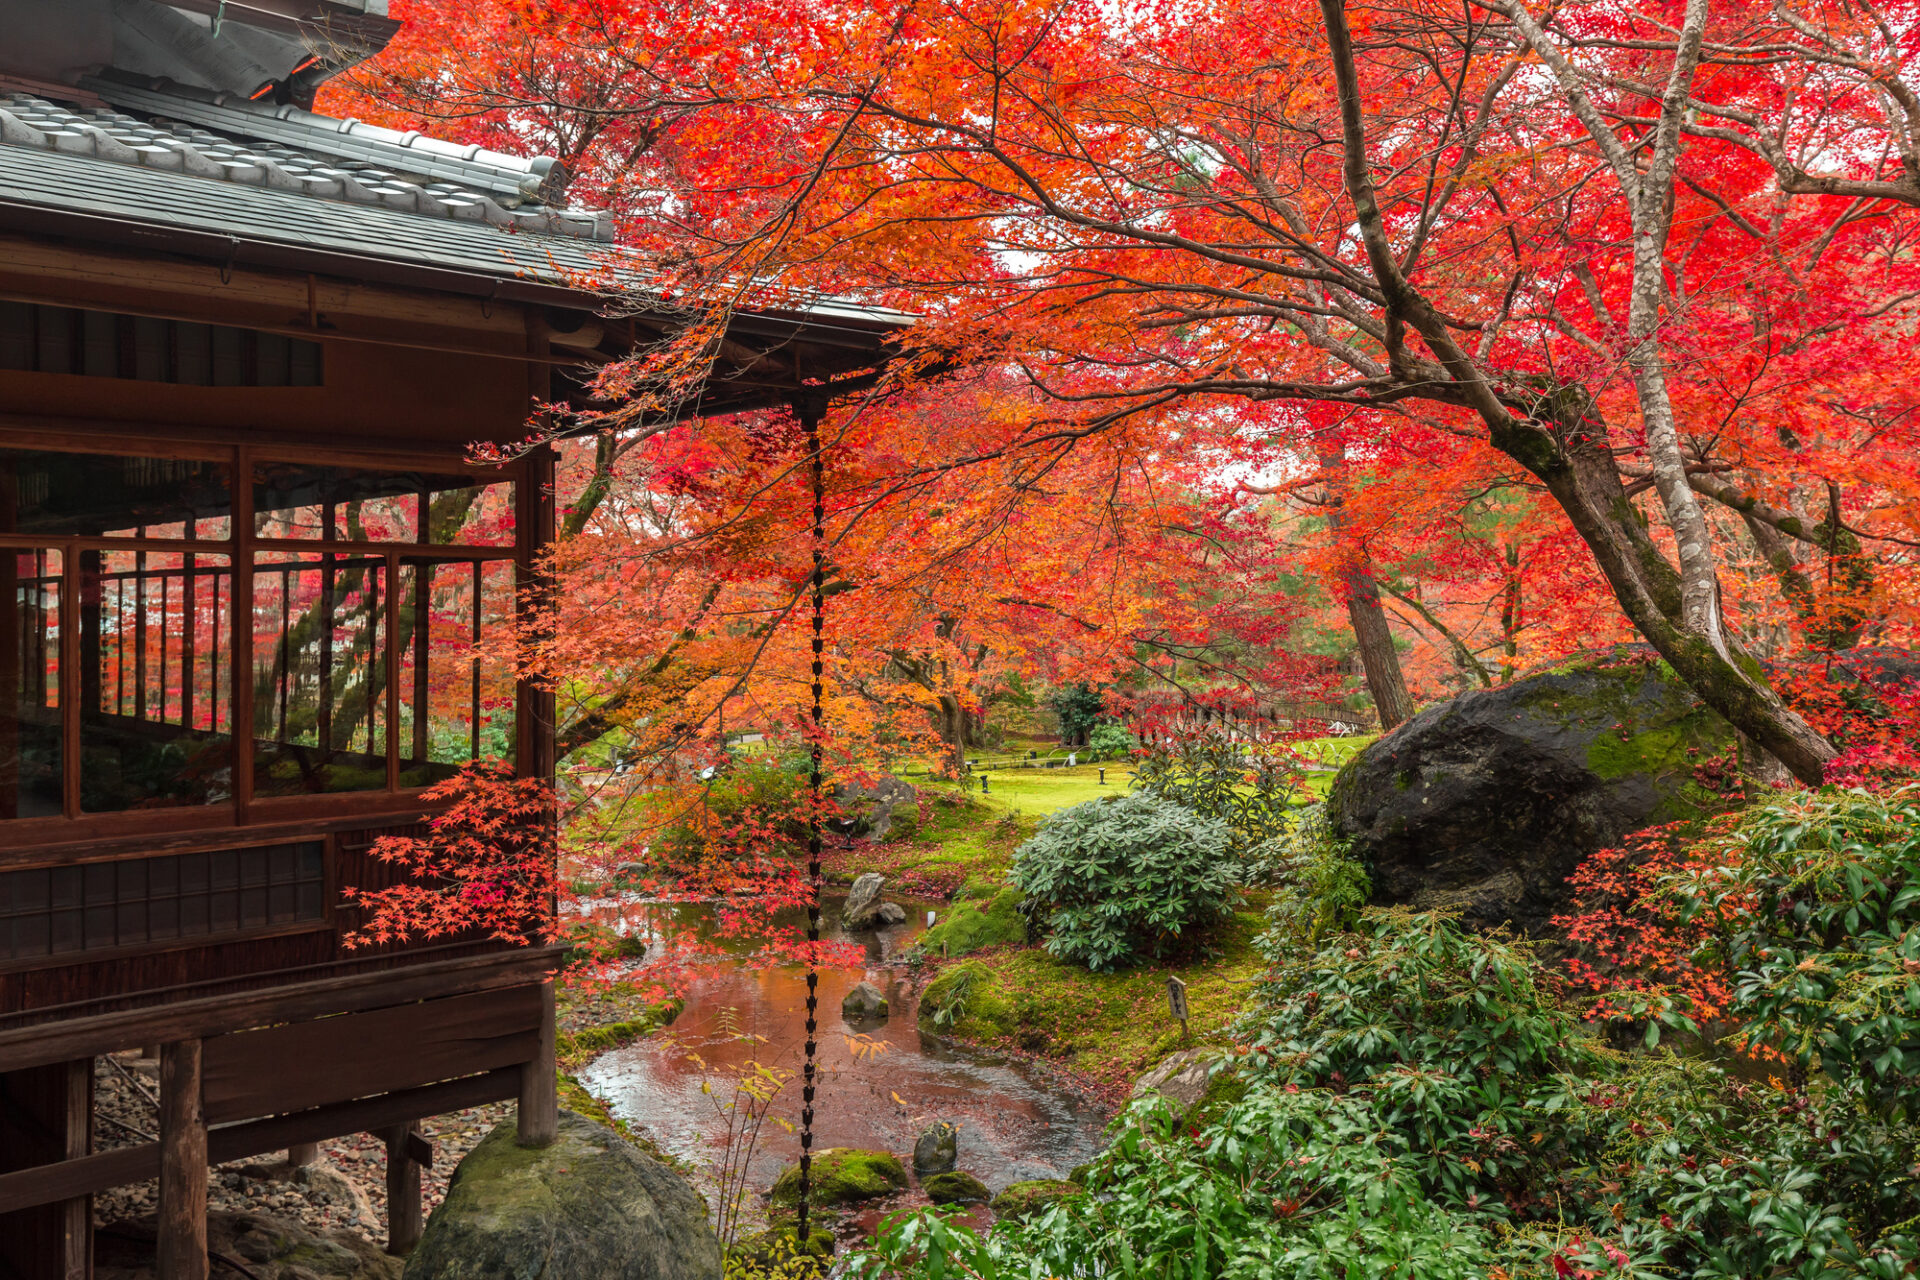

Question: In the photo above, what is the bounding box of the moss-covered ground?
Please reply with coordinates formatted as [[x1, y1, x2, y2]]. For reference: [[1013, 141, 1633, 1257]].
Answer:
[[915, 903, 1270, 1095]]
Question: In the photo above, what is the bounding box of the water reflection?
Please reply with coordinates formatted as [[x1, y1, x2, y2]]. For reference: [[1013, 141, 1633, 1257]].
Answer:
[[578, 895, 1109, 1197]]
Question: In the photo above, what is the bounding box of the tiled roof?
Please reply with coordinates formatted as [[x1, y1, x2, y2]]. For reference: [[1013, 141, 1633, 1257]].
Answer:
[[0, 78, 914, 345], [0, 87, 611, 244]]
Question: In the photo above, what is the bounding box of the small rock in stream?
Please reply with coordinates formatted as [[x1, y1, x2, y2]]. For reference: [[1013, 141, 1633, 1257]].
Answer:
[[840, 873, 887, 928], [912, 1122, 958, 1174], [842, 981, 889, 1021], [922, 1171, 990, 1205], [874, 901, 908, 926]]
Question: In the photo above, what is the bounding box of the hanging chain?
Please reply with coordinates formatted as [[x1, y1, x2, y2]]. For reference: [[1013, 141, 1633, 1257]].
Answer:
[[795, 407, 827, 1248]]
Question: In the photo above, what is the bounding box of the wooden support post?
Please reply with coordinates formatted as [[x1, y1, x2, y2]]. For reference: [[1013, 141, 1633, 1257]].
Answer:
[[0, 1057, 94, 1279], [158, 1039, 208, 1280], [286, 1142, 320, 1168], [516, 978, 557, 1148], [59, 1057, 91, 1280], [382, 1121, 423, 1256]]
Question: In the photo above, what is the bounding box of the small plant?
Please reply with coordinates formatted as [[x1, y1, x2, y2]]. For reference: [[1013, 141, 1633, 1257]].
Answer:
[[1252, 804, 1369, 940], [1010, 791, 1236, 971], [924, 963, 980, 1029], [692, 1050, 794, 1251]]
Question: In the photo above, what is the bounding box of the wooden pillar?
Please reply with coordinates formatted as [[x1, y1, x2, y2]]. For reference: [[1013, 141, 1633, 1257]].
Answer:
[[285, 1142, 320, 1168], [0, 1057, 93, 1280], [382, 1122, 423, 1256], [516, 978, 557, 1147], [56, 1058, 90, 1280], [158, 1039, 207, 1280]]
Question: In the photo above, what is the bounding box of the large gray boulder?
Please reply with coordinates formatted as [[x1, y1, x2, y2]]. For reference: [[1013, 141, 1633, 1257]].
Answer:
[[1328, 650, 1741, 933], [1131, 1049, 1224, 1114], [403, 1111, 721, 1280]]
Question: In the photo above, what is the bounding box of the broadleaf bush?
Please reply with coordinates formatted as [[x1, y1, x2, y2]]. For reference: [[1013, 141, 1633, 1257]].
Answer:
[[1009, 791, 1236, 971]]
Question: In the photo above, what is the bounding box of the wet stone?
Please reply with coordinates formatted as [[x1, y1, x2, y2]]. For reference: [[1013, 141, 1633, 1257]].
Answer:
[[840, 873, 887, 928], [912, 1122, 958, 1174], [841, 981, 889, 1021], [922, 1171, 990, 1205]]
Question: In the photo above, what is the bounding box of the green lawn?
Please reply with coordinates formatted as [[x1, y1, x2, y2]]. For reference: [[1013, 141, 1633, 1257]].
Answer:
[[973, 763, 1135, 815]]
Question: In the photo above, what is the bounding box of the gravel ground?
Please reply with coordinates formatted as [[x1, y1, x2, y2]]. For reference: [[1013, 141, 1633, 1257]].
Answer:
[[558, 978, 667, 1033], [92, 1051, 514, 1248]]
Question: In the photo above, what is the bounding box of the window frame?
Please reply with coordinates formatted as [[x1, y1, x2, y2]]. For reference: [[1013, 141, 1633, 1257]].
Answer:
[[0, 433, 534, 845]]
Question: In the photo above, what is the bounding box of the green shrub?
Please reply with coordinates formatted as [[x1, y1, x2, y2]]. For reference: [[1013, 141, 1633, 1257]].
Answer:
[[1130, 734, 1299, 860], [1010, 792, 1235, 971], [853, 899, 1920, 1280], [1251, 803, 1369, 937], [1681, 786, 1920, 1115], [1086, 723, 1136, 760]]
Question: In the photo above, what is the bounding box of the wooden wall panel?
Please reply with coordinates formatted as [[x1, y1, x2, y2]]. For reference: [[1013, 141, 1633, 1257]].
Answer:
[[0, 340, 529, 453], [0, 823, 507, 1023], [201, 984, 542, 1124]]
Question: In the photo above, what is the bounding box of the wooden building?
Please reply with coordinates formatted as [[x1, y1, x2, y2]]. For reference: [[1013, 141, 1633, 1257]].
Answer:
[[0, 3, 905, 1276]]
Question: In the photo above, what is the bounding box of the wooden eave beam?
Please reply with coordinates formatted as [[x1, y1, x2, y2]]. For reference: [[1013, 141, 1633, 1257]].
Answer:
[[0, 946, 566, 1071], [0, 233, 566, 363]]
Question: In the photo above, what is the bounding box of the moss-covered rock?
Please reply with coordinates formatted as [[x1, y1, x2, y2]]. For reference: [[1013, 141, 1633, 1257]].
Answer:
[[922, 888, 1026, 956], [402, 1111, 720, 1280], [989, 1179, 1082, 1220], [916, 962, 1016, 1040], [921, 1171, 991, 1205], [1327, 647, 1744, 932], [886, 800, 923, 841], [767, 1148, 909, 1209]]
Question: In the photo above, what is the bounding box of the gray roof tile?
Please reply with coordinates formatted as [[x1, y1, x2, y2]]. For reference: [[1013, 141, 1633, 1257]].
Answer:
[[0, 89, 614, 244]]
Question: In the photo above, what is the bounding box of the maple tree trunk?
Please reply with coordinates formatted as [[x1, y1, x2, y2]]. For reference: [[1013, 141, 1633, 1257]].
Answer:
[[1317, 441, 1415, 728], [1345, 569, 1415, 730], [1490, 407, 1837, 783], [1499, 543, 1521, 684]]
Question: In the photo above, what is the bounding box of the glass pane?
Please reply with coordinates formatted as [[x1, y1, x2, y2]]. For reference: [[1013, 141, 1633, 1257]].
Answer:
[[253, 463, 514, 546], [425, 480, 516, 546], [398, 558, 517, 786], [252, 552, 388, 796], [80, 550, 233, 812], [0, 448, 232, 539], [2, 549, 61, 820]]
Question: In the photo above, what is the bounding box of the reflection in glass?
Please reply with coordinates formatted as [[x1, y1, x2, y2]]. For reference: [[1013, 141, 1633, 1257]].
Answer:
[[81, 550, 234, 812], [252, 463, 514, 546], [398, 558, 517, 786], [252, 553, 388, 795], [2, 549, 61, 819], [0, 448, 232, 539]]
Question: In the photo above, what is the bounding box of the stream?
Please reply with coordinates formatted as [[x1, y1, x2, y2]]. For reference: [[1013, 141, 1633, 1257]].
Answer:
[[577, 894, 1111, 1208]]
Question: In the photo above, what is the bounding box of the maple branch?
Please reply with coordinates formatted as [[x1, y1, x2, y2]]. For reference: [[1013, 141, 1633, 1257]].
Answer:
[[1380, 580, 1494, 689]]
